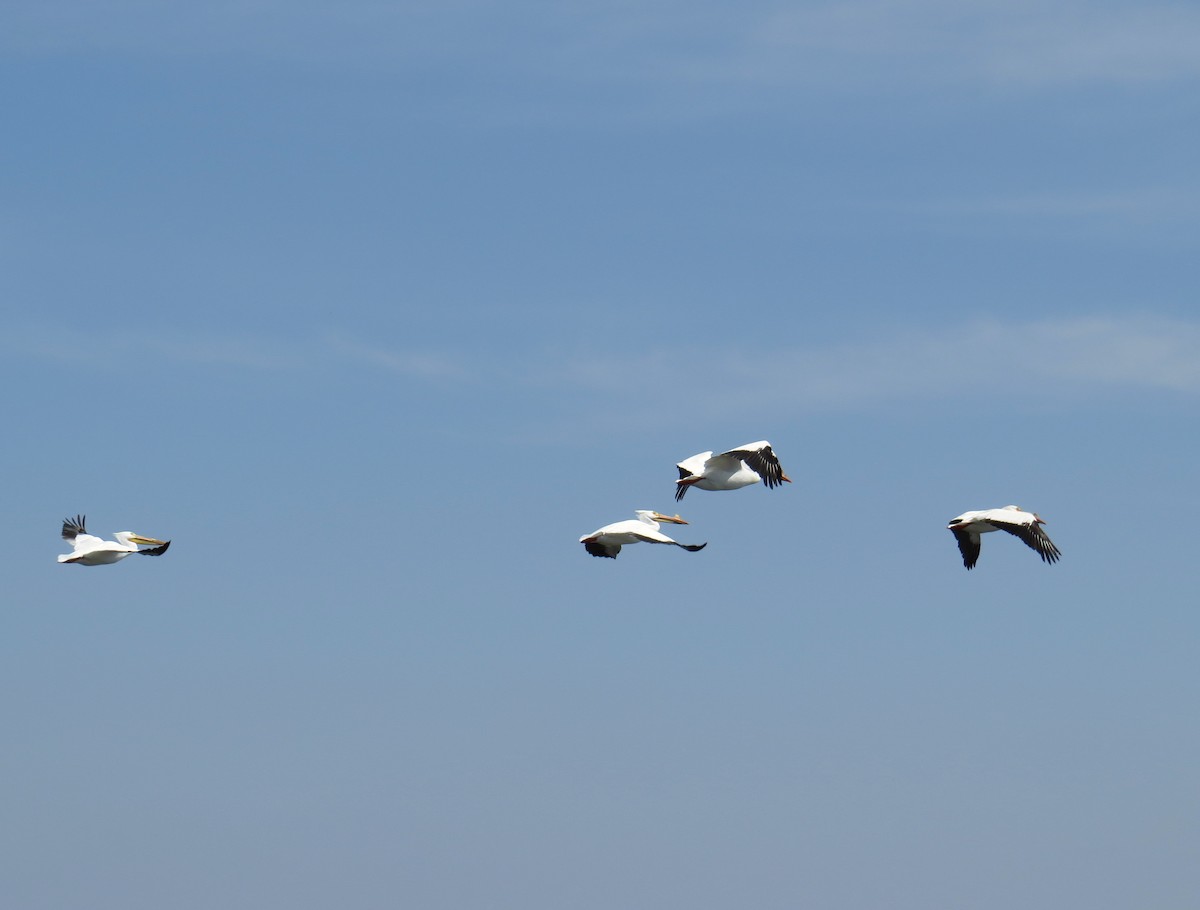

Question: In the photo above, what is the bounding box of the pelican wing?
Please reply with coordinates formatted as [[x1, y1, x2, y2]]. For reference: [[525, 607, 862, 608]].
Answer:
[[632, 532, 707, 552], [61, 514, 108, 554], [674, 452, 711, 500], [584, 540, 620, 559], [992, 518, 1061, 564], [723, 442, 787, 489], [632, 530, 677, 545], [676, 452, 712, 477], [136, 540, 172, 557], [951, 526, 982, 570], [62, 514, 87, 541]]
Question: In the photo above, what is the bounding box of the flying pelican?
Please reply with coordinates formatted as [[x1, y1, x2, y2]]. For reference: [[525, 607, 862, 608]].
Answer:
[[580, 510, 708, 559], [58, 514, 171, 566], [674, 441, 791, 501], [946, 506, 1060, 570]]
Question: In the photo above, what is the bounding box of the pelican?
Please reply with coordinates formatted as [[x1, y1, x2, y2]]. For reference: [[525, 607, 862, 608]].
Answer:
[[580, 510, 708, 559], [947, 506, 1060, 570], [58, 514, 171, 566], [674, 441, 791, 501]]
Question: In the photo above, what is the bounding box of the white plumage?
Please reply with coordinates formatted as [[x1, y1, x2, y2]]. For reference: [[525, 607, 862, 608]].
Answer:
[[947, 505, 1060, 570], [58, 515, 171, 566], [580, 510, 707, 559], [674, 441, 790, 501]]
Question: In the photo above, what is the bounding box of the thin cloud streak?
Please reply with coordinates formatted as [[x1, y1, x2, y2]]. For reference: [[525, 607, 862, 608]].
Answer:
[[10, 1, 1200, 96], [9, 318, 1197, 419], [327, 336, 471, 381], [4, 327, 304, 371], [751, 0, 1200, 89], [562, 317, 1200, 420], [921, 188, 1200, 222], [3, 327, 470, 382]]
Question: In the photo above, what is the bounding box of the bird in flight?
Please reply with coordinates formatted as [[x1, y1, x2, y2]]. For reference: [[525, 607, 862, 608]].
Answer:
[[674, 441, 790, 501], [58, 514, 171, 566], [946, 505, 1060, 570], [580, 510, 707, 559]]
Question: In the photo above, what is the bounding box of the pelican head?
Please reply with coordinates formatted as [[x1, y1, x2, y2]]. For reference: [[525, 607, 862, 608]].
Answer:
[[115, 531, 169, 547]]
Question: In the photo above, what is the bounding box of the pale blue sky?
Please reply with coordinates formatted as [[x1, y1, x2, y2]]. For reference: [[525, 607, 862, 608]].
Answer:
[[4, 2, 1199, 908]]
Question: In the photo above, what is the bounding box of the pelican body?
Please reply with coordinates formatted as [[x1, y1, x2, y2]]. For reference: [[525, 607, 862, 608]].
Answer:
[[947, 505, 1060, 570], [675, 441, 790, 501], [58, 515, 171, 566], [580, 510, 707, 559]]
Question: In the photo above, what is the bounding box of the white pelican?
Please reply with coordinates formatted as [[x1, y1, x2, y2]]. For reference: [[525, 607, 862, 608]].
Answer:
[[674, 441, 790, 501], [58, 514, 171, 566], [947, 506, 1060, 570], [580, 510, 707, 559]]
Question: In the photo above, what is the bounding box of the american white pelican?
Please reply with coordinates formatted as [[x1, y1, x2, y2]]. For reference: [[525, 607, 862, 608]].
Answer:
[[947, 506, 1060, 570], [674, 441, 790, 501], [580, 510, 707, 559], [58, 514, 171, 566]]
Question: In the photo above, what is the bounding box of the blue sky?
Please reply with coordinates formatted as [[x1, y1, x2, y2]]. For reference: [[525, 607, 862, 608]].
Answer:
[[4, 2, 1199, 907]]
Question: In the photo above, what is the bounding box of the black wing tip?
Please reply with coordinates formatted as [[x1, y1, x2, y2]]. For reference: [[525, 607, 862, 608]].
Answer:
[[739, 446, 787, 489], [138, 540, 171, 557], [583, 541, 617, 559], [950, 526, 980, 569], [674, 483, 688, 502], [1040, 530, 1063, 564], [997, 522, 1062, 566], [61, 514, 86, 539], [681, 542, 707, 552]]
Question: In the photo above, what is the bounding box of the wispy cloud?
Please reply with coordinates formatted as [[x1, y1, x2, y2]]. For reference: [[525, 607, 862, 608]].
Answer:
[[326, 336, 471, 381], [10, 1, 1200, 97], [3, 326, 469, 383], [978, 4, 1200, 87], [744, 1, 1200, 90], [559, 317, 1200, 421], [9, 317, 1198, 423], [6, 327, 304, 372], [922, 188, 1200, 222]]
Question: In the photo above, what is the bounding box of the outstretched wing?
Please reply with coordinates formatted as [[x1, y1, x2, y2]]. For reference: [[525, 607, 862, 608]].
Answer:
[[993, 520, 1061, 564], [724, 442, 788, 489], [633, 532, 707, 553], [951, 526, 981, 569], [60, 514, 106, 554], [62, 514, 87, 541]]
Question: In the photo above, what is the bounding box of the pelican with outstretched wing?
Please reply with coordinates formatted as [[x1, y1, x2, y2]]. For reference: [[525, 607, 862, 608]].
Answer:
[[58, 515, 171, 566], [674, 441, 790, 501], [947, 506, 1060, 570], [580, 510, 707, 559]]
